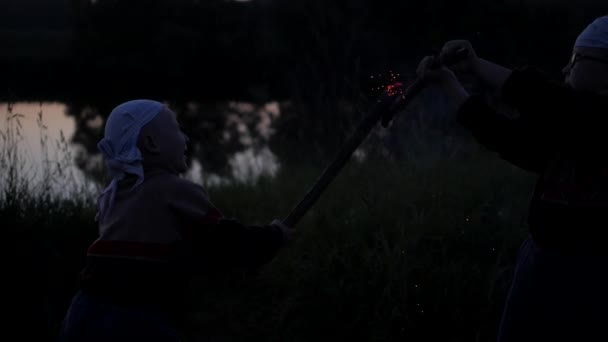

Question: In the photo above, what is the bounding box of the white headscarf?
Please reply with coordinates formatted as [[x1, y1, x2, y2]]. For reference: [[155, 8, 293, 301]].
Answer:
[[96, 99, 165, 222], [575, 15, 608, 49]]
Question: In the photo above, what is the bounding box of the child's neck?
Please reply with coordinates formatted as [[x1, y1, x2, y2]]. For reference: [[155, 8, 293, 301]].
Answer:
[[142, 164, 180, 176]]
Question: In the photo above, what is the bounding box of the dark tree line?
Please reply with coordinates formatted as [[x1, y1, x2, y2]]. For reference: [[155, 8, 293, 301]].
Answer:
[[2, 0, 606, 177]]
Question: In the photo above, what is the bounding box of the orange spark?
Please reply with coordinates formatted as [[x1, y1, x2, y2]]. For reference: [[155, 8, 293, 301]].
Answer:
[[369, 70, 407, 98]]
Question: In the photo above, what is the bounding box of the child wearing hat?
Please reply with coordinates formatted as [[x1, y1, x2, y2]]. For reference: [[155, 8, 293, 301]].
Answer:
[[417, 15, 608, 342], [59, 100, 295, 341]]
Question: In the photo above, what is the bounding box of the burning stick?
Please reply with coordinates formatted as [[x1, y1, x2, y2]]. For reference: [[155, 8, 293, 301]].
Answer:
[[282, 49, 468, 228]]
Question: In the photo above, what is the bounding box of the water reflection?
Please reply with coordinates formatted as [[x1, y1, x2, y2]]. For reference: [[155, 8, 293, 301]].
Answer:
[[0, 100, 281, 197]]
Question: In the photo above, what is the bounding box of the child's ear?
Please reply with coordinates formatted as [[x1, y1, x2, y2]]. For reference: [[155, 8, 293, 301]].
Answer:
[[141, 135, 161, 155]]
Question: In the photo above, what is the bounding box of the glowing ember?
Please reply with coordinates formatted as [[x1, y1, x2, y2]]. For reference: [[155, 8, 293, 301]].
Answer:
[[385, 82, 404, 96], [369, 70, 406, 98]]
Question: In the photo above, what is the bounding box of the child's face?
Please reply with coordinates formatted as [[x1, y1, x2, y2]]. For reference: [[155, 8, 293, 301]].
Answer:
[[160, 108, 189, 173], [140, 107, 189, 173], [563, 47, 608, 94]]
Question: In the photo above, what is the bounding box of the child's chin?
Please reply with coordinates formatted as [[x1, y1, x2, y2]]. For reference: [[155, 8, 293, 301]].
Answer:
[[177, 161, 189, 173]]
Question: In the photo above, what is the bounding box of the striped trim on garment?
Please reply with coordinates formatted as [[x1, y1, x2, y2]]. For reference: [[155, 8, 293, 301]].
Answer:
[[88, 207, 225, 262], [87, 240, 176, 262]]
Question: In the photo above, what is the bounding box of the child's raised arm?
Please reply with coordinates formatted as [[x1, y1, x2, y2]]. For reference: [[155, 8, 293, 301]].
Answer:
[[166, 177, 293, 273]]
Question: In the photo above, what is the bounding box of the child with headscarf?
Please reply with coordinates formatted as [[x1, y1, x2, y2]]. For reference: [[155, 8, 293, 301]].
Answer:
[[417, 15, 608, 342], [58, 100, 295, 341]]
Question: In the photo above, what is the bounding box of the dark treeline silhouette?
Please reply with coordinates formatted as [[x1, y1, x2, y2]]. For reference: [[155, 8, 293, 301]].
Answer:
[[3, 0, 603, 101], [2, 0, 606, 174]]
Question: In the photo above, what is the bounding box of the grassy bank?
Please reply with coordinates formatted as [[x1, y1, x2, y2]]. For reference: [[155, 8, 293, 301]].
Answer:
[[190, 153, 535, 342], [3, 153, 536, 341]]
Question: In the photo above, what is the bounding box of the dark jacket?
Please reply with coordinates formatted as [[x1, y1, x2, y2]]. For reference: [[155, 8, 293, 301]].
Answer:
[[457, 67, 608, 254]]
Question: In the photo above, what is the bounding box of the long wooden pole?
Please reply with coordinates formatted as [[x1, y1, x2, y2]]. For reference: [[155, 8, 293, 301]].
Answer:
[[283, 51, 467, 227], [282, 77, 426, 227]]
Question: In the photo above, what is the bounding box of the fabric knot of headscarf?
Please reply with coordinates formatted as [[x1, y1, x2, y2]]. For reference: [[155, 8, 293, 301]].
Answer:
[[575, 16, 608, 50], [96, 99, 165, 222]]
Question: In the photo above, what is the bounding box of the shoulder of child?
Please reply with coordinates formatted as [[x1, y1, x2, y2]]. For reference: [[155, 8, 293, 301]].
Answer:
[[153, 173, 211, 202], [158, 174, 222, 223]]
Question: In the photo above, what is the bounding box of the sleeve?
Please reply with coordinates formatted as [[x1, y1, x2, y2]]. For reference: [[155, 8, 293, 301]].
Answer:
[[500, 66, 608, 144], [192, 219, 284, 272], [167, 178, 284, 272], [456, 94, 548, 174]]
